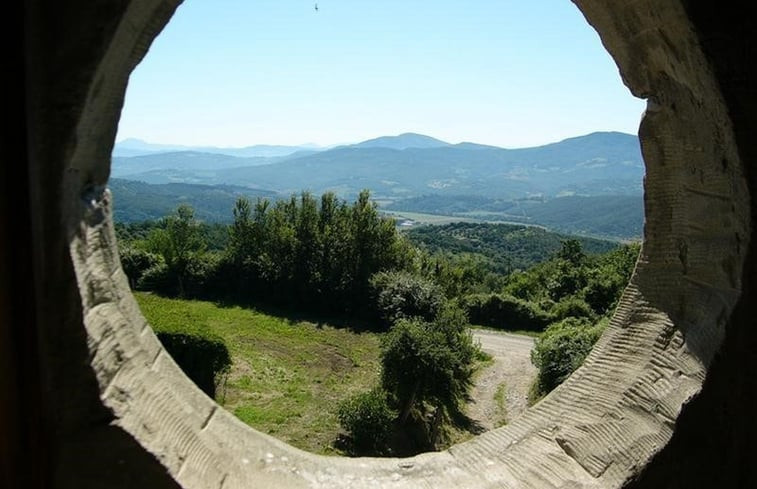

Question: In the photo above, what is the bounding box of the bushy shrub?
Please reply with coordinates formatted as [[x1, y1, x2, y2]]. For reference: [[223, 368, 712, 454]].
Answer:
[[461, 293, 551, 332], [137, 262, 175, 295], [370, 270, 445, 326], [381, 306, 476, 429], [582, 275, 620, 315], [337, 388, 396, 455], [119, 246, 163, 289], [545, 260, 588, 302], [530, 317, 606, 395], [549, 296, 596, 322], [183, 252, 222, 299], [501, 270, 542, 302]]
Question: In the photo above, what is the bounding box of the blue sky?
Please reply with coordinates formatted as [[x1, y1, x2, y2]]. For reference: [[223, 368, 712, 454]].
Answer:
[[116, 0, 645, 149]]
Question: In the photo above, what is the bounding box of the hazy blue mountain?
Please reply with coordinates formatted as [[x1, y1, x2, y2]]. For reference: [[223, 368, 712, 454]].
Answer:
[[111, 131, 643, 204], [111, 151, 291, 183], [351, 132, 451, 150], [113, 138, 324, 158], [114, 138, 186, 155], [213, 131, 643, 199], [109, 178, 280, 222]]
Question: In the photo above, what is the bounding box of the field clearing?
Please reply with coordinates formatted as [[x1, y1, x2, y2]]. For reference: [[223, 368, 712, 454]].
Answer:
[[135, 292, 382, 455], [384, 210, 550, 230], [134, 293, 536, 456], [382, 210, 483, 226]]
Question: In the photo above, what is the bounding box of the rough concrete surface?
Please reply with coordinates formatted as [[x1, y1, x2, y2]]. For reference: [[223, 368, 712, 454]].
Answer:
[[7, 0, 756, 488]]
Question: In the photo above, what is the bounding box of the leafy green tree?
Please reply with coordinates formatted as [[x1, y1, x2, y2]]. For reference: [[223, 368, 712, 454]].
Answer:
[[531, 317, 607, 395], [118, 245, 163, 289], [212, 190, 415, 316], [550, 296, 596, 322], [417, 251, 504, 298], [318, 193, 354, 305], [546, 260, 588, 303], [351, 190, 404, 300], [293, 192, 322, 304], [230, 198, 253, 257], [370, 270, 445, 326], [557, 239, 586, 265], [380, 305, 476, 435], [461, 293, 551, 331], [145, 204, 206, 296], [582, 242, 640, 314]]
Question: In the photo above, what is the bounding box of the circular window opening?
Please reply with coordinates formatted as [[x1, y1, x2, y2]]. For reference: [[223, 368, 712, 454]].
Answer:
[[65, 1, 750, 487], [111, 0, 645, 457]]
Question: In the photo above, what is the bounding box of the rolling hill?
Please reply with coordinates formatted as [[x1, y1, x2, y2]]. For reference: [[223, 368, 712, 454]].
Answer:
[[402, 221, 620, 271], [111, 131, 644, 200], [384, 194, 643, 240], [109, 178, 280, 222], [351, 132, 451, 150], [109, 131, 646, 239], [113, 138, 323, 158], [214, 131, 643, 199]]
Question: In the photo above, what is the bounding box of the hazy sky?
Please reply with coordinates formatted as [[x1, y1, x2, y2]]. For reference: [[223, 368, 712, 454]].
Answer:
[[116, 0, 646, 149]]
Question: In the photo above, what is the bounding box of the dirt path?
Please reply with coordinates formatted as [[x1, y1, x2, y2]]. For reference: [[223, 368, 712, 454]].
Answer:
[[467, 330, 537, 431]]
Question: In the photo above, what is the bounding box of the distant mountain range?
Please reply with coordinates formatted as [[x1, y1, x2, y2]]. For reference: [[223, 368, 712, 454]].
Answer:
[[112, 131, 643, 200], [109, 131, 645, 239], [352, 132, 450, 150], [113, 138, 324, 158]]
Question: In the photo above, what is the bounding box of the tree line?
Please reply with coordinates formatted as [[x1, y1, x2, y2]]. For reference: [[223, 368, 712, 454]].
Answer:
[[119, 190, 417, 317]]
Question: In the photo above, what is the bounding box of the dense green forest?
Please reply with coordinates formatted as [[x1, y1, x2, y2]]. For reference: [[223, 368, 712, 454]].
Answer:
[[402, 222, 618, 273], [118, 190, 639, 455]]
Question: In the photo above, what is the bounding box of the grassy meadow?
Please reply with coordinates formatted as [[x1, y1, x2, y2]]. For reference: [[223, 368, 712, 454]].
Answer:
[[135, 292, 382, 455]]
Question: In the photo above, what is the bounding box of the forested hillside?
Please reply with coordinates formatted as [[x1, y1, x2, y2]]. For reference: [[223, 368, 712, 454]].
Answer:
[[111, 177, 643, 241], [110, 178, 279, 222], [402, 222, 618, 272]]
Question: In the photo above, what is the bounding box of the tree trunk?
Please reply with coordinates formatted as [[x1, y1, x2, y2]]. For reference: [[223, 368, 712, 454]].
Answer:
[[399, 379, 421, 424]]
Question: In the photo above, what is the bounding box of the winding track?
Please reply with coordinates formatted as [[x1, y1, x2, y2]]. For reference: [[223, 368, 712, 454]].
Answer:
[[468, 329, 537, 430]]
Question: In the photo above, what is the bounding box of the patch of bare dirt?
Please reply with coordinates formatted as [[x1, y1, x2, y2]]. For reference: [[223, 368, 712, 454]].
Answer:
[[466, 330, 537, 431]]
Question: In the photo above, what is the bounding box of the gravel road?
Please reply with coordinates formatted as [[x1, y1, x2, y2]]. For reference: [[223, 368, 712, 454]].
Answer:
[[467, 329, 537, 431]]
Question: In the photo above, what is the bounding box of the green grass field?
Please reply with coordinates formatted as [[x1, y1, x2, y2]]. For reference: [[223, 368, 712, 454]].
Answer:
[[135, 292, 382, 455], [382, 210, 482, 226], [383, 210, 546, 229]]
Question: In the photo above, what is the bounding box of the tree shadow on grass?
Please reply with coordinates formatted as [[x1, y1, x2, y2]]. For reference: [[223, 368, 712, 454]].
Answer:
[[449, 408, 488, 436], [334, 410, 489, 459], [211, 295, 385, 334]]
